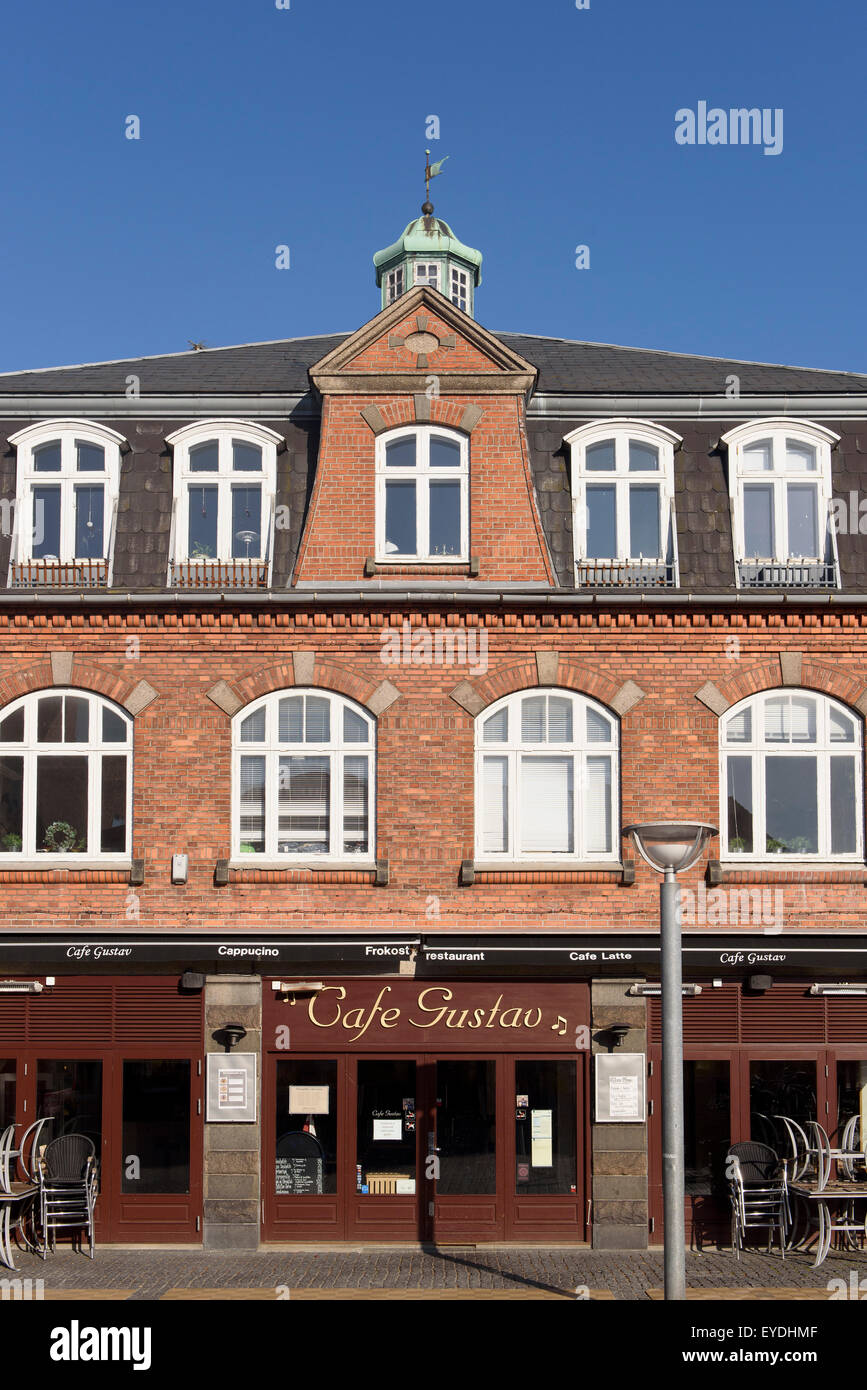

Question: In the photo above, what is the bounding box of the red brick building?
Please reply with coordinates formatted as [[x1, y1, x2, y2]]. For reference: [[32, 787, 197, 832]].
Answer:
[[0, 205, 865, 1251]]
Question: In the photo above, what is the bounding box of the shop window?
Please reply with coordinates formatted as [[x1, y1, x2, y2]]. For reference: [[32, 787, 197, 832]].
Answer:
[[0, 690, 132, 861], [275, 1059, 338, 1195], [375, 426, 469, 562], [721, 690, 862, 860], [474, 689, 619, 862], [233, 690, 375, 863]]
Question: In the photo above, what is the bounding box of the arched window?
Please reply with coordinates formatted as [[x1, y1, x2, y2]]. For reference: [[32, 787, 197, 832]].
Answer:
[[475, 689, 619, 861], [8, 420, 125, 586], [375, 426, 469, 562], [721, 419, 838, 588], [166, 420, 282, 584], [566, 419, 680, 587], [0, 690, 132, 859], [720, 690, 861, 859], [232, 691, 375, 861]]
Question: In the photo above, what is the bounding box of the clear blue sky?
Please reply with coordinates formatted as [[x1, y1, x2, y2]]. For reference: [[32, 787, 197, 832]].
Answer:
[[2, 0, 864, 375]]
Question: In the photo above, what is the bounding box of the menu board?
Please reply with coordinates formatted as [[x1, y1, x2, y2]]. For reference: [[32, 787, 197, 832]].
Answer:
[[275, 1155, 324, 1195], [595, 1053, 646, 1124]]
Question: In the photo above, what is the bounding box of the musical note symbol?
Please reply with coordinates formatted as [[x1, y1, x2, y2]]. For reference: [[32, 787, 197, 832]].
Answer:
[[551, 1015, 567, 1036]]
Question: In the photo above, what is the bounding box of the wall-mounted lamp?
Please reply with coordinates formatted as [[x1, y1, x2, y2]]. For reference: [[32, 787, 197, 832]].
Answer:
[[607, 1023, 632, 1049], [746, 974, 772, 993], [219, 1021, 248, 1052]]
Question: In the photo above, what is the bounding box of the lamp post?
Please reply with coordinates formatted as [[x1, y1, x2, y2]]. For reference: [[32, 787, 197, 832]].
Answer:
[[621, 821, 717, 1301]]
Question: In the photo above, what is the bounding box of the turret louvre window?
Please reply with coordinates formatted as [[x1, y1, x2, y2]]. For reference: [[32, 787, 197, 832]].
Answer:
[[450, 268, 469, 311], [414, 263, 439, 290], [475, 690, 619, 862], [385, 267, 405, 305], [721, 691, 861, 860], [376, 426, 469, 562], [0, 690, 132, 860], [232, 691, 375, 862]]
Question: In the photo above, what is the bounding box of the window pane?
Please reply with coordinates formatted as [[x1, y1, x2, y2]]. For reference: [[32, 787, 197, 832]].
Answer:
[[830, 708, 855, 743], [343, 707, 370, 743], [188, 485, 218, 558], [239, 755, 266, 852], [385, 438, 416, 468], [356, 1060, 416, 1195], [37, 1060, 101, 1154], [483, 709, 508, 743], [100, 755, 127, 852], [520, 758, 573, 853], [74, 486, 104, 558], [65, 696, 89, 744], [726, 756, 753, 853], [744, 485, 774, 556], [36, 755, 88, 852], [765, 756, 817, 854], [189, 442, 219, 472], [276, 1059, 338, 1195], [521, 696, 546, 743], [278, 697, 303, 743], [429, 481, 461, 556], [514, 1060, 576, 1195], [787, 484, 819, 557], [628, 485, 661, 557], [385, 481, 416, 554], [436, 1060, 496, 1194], [278, 756, 330, 853], [547, 696, 573, 743], [0, 1058, 15, 1130], [33, 486, 61, 558], [0, 756, 23, 852], [76, 441, 105, 472], [305, 696, 330, 743], [343, 755, 369, 854], [0, 708, 24, 742], [742, 441, 771, 471], [628, 442, 658, 471], [586, 708, 612, 743], [790, 696, 816, 744], [33, 442, 61, 472], [232, 441, 262, 472], [725, 708, 752, 743], [482, 756, 508, 853], [430, 437, 461, 468], [37, 696, 63, 742], [585, 756, 611, 853], [240, 707, 266, 743], [585, 441, 615, 471], [122, 1060, 190, 1194], [586, 485, 616, 558], [785, 440, 816, 471], [102, 708, 128, 742], [231, 486, 261, 558], [831, 757, 857, 855], [764, 696, 788, 743]]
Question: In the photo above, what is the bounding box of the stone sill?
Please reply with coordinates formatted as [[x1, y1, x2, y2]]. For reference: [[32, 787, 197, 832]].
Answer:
[[460, 859, 634, 886], [707, 858, 867, 886], [221, 858, 387, 887], [0, 862, 134, 884]]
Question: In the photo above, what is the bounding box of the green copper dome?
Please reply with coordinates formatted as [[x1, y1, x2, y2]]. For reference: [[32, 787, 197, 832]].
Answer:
[[373, 205, 483, 316]]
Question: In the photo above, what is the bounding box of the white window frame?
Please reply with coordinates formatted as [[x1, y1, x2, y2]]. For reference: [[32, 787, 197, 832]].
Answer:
[[719, 689, 863, 863], [231, 690, 376, 865], [722, 418, 838, 581], [413, 262, 440, 290], [566, 419, 681, 571], [473, 688, 620, 864], [450, 266, 470, 312], [375, 425, 469, 563], [166, 420, 282, 571], [385, 267, 405, 305], [8, 419, 125, 570], [0, 689, 133, 864]]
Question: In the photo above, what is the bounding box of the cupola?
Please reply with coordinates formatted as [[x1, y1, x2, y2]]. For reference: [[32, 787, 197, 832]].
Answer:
[[373, 155, 483, 316]]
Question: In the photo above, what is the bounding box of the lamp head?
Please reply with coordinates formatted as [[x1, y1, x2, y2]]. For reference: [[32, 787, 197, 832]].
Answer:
[[621, 821, 717, 875]]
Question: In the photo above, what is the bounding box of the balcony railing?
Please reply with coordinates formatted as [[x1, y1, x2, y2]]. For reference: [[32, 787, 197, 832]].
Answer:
[[9, 559, 109, 589], [169, 559, 269, 590], [575, 558, 676, 589], [737, 559, 838, 589]]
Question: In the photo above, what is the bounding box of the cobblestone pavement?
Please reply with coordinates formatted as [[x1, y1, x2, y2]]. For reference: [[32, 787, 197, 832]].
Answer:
[[4, 1244, 867, 1300]]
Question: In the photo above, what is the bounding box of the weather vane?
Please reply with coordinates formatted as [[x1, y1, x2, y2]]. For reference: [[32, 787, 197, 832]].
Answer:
[[423, 149, 449, 211]]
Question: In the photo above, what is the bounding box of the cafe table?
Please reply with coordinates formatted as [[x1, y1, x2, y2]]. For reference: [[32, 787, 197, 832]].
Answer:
[[791, 1181, 867, 1268]]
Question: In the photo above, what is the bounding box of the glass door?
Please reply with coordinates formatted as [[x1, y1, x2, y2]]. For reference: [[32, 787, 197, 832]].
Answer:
[[347, 1058, 419, 1239], [267, 1056, 342, 1240], [648, 1049, 738, 1244], [507, 1057, 584, 1241], [429, 1057, 504, 1242], [111, 1058, 199, 1241]]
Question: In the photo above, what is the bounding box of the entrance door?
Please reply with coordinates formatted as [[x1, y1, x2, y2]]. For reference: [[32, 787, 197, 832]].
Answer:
[[347, 1057, 420, 1240], [428, 1057, 504, 1241], [648, 1049, 739, 1244], [507, 1056, 584, 1241]]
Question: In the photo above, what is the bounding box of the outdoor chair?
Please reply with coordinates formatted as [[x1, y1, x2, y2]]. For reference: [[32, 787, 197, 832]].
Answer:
[[727, 1140, 788, 1260], [39, 1134, 98, 1259], [0, 1125, 41, 1269]]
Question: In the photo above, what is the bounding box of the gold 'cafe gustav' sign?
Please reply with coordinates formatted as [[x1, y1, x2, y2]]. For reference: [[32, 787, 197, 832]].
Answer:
[[282, 982, 585, 1049]]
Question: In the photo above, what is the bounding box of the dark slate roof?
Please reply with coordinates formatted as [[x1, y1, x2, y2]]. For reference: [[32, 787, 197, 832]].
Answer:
[[0, 334, 865, 396]]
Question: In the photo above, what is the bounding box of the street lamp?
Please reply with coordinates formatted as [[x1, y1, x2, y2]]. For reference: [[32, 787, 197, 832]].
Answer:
[[621, 820, 717, 1301]]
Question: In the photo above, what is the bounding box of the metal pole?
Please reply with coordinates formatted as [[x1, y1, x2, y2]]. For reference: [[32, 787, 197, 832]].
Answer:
[[660, 865, 685, 1300]]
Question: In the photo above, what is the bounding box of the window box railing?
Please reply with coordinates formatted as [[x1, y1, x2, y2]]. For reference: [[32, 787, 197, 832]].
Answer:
[[575, 558, 676, 588], [9, 559, 109, 589], [737, 559, 838, 589], [169, 559, 270, 590]]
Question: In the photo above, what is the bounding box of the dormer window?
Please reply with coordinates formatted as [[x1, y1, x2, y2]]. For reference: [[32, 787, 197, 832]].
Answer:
[[375, 426, 469, 562], [723, 419, 839, 588], [567, 420, 680, 587], [167, 421, 282, 588], [8, 420, 125, 588], [385, 267, 405, 305]]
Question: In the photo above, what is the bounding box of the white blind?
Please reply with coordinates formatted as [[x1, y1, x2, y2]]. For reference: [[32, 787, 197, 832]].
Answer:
[[584, 757, 612, 853], [482, 757, 509, 853], [342, 756, 369, 852], [520, 757, 573, 853]]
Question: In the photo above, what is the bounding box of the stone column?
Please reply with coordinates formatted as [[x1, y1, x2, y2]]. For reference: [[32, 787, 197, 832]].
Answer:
[[590, 978, 648, 1250], [203, 974, 262, 1251]]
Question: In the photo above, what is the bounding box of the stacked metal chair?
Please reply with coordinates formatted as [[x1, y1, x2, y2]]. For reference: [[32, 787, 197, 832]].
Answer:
[[39, 1134, 98, 1260], [727, 1140, 789, 1259]]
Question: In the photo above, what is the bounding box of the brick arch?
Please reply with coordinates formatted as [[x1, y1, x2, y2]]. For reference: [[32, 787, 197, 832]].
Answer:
[[0, 657, 145, 714], [715, 656, 867, 714], [230, 655, 396, 715], [460, 657, 624, 716]]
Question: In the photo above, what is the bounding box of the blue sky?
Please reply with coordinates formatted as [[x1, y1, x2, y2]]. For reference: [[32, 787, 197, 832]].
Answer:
[[2, 0, 864, 374]]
